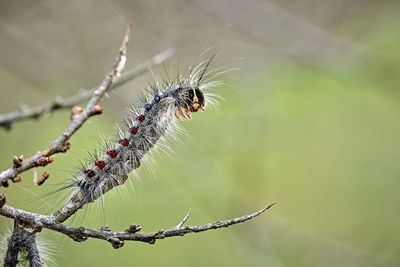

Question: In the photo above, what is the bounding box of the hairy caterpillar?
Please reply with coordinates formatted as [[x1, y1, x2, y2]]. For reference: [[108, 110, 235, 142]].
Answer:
[[52, 47, 223, 223], [0, 223, 56, 267]]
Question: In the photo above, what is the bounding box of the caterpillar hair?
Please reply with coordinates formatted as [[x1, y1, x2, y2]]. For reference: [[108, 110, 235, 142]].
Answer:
[[1, 221, 56, 267], [51, 45, 224, 223]]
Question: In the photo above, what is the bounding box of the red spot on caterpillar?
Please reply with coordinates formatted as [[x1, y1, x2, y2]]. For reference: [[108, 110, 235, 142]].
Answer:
[[107, 150, 117, 158], [130, 127, 138, 134], [138, 115, 145, 122], [95, 160, 105, 170], [85, 169, 95, 178], [119, 139, 129, 146]]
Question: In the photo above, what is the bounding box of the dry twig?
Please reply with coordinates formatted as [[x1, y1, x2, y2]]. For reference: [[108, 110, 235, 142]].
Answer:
[[0, 202, 275, 248], [0, 25, 172, 187], [0, 48, 173, 130]]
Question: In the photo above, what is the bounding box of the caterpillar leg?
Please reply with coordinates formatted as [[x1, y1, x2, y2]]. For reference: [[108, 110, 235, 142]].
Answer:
[[178, 107, 189, 120], [174, 112, 181, 120], [184, 108, 192, 119]]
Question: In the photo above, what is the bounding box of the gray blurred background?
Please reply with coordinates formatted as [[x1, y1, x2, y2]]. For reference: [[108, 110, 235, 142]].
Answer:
[[1, 0, 400, 266]]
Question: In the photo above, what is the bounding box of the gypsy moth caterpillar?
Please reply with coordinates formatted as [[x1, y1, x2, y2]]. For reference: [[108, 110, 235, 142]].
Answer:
[[51, 45, 224, 223]]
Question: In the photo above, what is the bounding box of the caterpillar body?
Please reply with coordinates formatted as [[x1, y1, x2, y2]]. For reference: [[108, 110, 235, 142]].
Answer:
[[52, 49, 222, 223]]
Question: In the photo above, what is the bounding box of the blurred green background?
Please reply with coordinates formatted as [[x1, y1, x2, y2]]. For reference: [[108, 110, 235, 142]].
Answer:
[[1, 0, 400, 266]]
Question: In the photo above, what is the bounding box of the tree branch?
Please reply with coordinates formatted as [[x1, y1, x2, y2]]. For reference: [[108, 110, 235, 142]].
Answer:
[[0, 48, 173, 130], [0, 23, 132, 186], [0, 201, 275, 249], [0, 25, 173, 187]]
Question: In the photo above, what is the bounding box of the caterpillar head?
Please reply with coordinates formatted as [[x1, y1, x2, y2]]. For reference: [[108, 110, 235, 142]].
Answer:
[[181, 87, 205, 113]]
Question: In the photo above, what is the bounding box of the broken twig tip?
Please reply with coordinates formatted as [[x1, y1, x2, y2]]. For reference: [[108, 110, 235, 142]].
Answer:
[[175, 209, 192, 229], [265, 202, 276, 210]]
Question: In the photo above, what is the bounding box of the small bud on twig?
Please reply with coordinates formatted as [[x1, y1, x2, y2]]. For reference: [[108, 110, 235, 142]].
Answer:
[[12, 155, 24, 168], [93, 105, 103, 115], [70, 106, 84, 120], [125, 224, 142, 233], [100, 225, 111, 232], [35, 157, 54, 167], [108, 237, 124, 249], [60, 141, 72, 153], [32, 111, 41, 119], [12, 176, 22, 183], [37, 172, 50, 186]]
